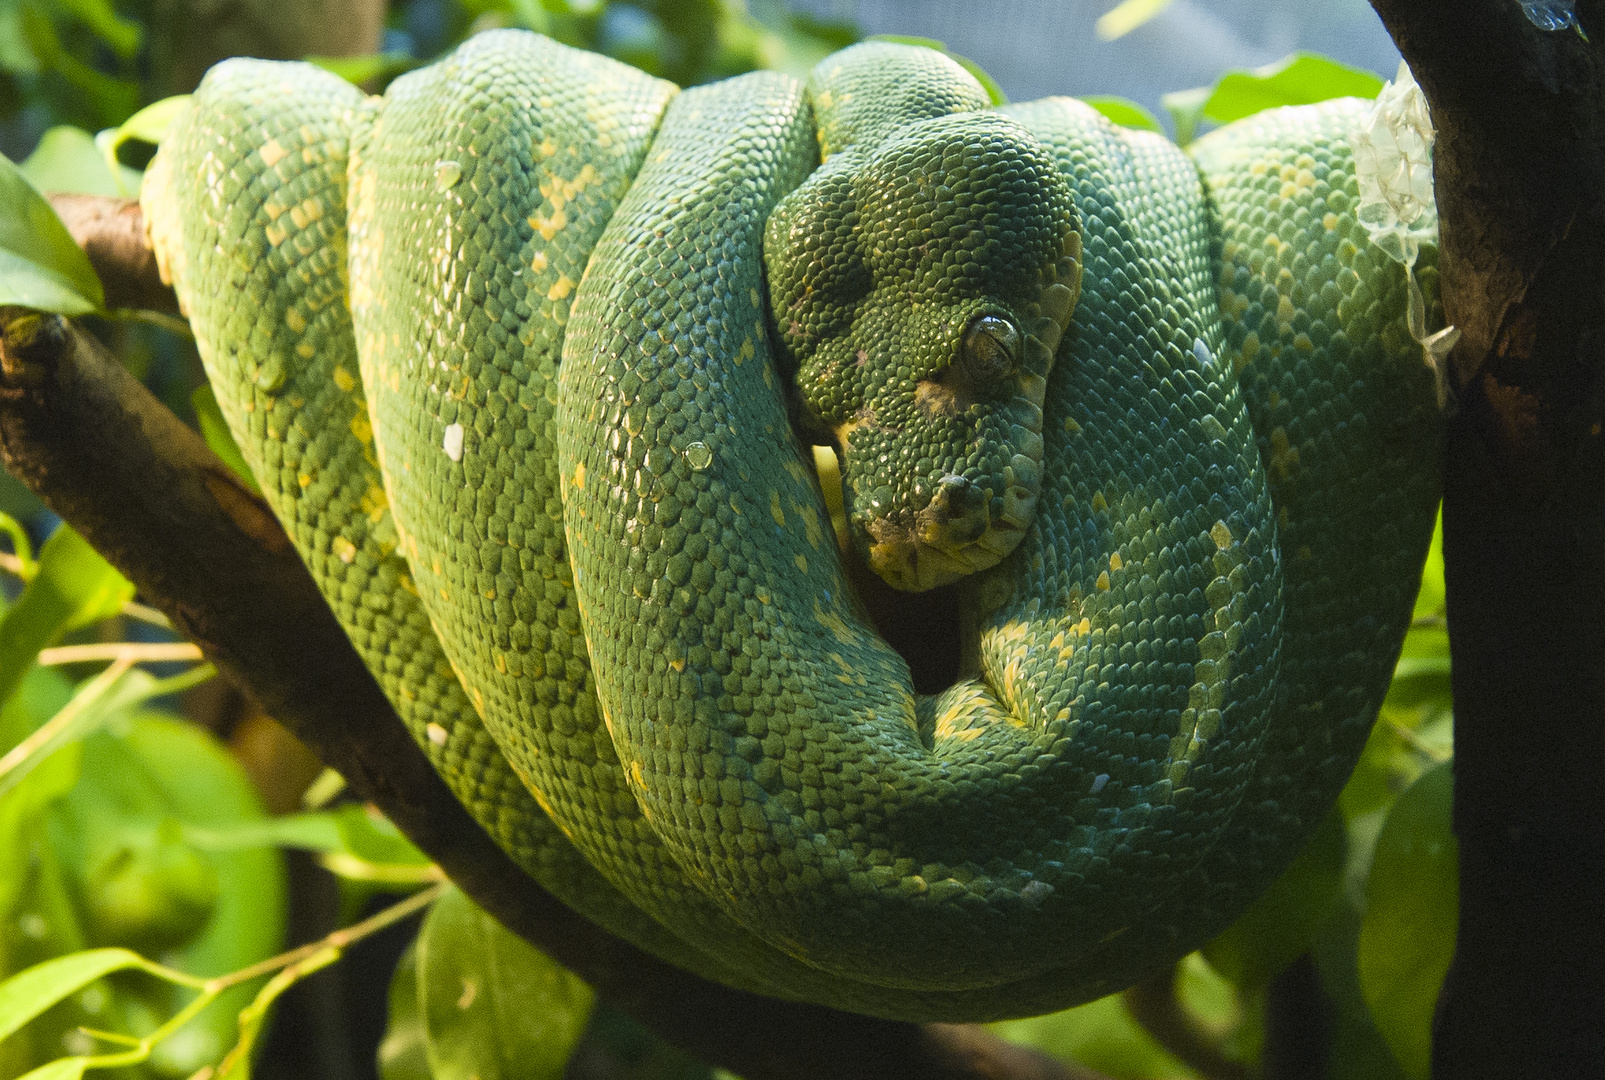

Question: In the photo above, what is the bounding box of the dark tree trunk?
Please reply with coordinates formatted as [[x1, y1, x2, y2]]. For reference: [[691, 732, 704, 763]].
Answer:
[[1369, 3, 1605, 1076]]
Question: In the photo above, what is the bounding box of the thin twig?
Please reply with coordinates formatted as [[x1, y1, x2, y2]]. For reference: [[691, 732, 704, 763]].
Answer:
[[121, 600, 174, 629], [317, 851, 447, 884], [0, 654, 133, 781], [37, 641, 203, 665], [1383, 715, 1453, 762], [108, 307, 194, 338], [206, 882, 446, 993], [42, 886, 447, 1079]]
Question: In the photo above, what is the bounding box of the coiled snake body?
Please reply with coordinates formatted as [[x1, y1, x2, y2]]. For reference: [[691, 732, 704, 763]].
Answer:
[[142, 32, 1442, 1022]]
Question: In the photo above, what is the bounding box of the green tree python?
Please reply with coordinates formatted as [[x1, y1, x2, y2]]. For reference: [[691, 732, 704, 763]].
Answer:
[[140, 31, 1443, 1023]]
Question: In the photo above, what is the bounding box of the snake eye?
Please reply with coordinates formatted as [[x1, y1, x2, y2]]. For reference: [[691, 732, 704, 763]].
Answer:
[[961, 316, 1021, 384]]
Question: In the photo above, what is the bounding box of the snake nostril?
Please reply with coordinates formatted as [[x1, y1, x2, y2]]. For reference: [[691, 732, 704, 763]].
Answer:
[[928, 474, 973, 521]]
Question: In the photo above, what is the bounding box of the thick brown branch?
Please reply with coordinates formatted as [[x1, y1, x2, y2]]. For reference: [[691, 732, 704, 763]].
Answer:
[[1368, 3, 1605, 1078], [1259, 955, 1331, 1080], [1123, 967, 1249, 1080], [45, 195, 177, 315], [0, 306, 1103, 1080]]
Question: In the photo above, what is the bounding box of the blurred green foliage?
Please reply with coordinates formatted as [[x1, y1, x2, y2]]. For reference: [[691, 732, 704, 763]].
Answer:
[[0, 0, 857, 162], [0, 518, 286, 1079]]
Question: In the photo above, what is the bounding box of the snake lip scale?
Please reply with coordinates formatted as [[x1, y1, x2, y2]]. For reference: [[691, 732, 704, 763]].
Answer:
[[143, 30, 1443, 1021]]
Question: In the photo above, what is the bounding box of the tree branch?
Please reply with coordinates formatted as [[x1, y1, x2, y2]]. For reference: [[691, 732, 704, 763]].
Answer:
[[0, 306, 1105, 1080], [1122, 967, 1248, 1080], [45, 195, 177, 315], [1260, 955, 1331, 1080], [1368, 3, 1605, 1077]]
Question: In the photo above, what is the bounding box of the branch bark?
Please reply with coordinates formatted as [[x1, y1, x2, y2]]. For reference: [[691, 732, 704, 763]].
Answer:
[[1368, 2, 1605, 1077], [0, 306, 1103, 1080], [45, 195, 177, 315], [1122, 967, 1249, 1080]]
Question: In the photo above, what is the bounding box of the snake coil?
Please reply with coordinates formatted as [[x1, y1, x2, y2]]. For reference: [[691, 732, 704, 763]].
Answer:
[[142, 31, 1442, 1022]]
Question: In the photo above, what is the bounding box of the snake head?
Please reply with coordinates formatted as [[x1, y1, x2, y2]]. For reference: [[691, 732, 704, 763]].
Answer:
[[765, 111, 1080, 591]]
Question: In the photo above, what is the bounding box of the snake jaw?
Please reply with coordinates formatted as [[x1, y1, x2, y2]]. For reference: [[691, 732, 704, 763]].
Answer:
[[861, 469, 1036, 591]]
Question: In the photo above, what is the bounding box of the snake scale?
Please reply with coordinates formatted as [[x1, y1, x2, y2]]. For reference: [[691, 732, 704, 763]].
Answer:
[[141, 31, 1442, 1022]]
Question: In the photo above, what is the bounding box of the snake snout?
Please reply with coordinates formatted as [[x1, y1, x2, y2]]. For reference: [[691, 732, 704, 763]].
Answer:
[[857, 462, 1040, 592], [926, 474, 987, 538]]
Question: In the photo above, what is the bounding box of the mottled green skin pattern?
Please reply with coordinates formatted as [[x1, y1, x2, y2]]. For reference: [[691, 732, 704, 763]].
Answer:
[[144, 31, 1442, 1022], [1185, 99, 1444, 931], [136, 63, 572, 881], [140, 43, 742, 991]]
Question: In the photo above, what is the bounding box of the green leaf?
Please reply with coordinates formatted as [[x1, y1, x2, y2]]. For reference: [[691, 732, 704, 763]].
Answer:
[[1078, 96, 1163, 133], [39, 527, 135, 635], [0, 666, 155, 801], [990, 990, 1196, 1078], [1314, 899, 1412, 1080], [1203, 53, 1385, 126], [13, 7, 138, 129], [0, 661, 74, 754], [1410, 507, 1445, 622], [25, 713, 285, 1076], [1174, 950, 1241, 1041], [1204, 807, 1346, 990], [1358, 761, 1457, 1080], [184, 801, 430, 887], [0, 741, 82, 921], [0, 947, 147, 1043], [865, 33, 947, 51], [0, 509, 35, 579], [1161, 85, 1210, 148], [1396, 620, 1448, 660], [308, 53, 420, 87], [0, 152, 104, 315], [1383, 657, 1451, 712], [1170, 52, 1387, 148], [186, 801, 427, 862], [333, 802, 431, 867], [93, 95, 192, 194], [0, 0, 41, 75], [49, 0, 141, 58], [19, 127, 134, 198], [0, 665, 73, 757], [108, 714, 288, 1076], [0, 524, 134, 707], [1095, 0, 1176, 41], [109, 95, 189, 147], [192, 385, 262, 494], [18, 1056, 89, 1080], [183, 812, 345, 853], [417, 886, 593, 1080], [378, 941, 432, 1080], [949, 53, 1006, 106]]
